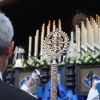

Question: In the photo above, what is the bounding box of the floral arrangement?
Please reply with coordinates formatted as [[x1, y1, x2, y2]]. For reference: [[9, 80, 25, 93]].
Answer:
[[23, 57, 51, 68], [69, 52, 100, 65], [8, 49, 100, 68]]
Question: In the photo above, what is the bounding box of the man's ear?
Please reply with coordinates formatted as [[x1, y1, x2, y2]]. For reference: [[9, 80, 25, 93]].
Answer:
[[5, 41, 14, 58]]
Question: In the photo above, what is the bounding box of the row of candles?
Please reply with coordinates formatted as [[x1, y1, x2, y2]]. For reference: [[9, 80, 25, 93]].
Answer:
[[71, 14, 100, 55], [28, 19, 62, 60]]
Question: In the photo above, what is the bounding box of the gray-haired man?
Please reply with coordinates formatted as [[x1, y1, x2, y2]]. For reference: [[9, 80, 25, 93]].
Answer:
[[0, 12, 38, 100]]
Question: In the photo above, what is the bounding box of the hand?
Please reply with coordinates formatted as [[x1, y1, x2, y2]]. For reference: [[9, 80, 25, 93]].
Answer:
[[31, 69, 40, 82], [34, 69, 40, 76], [93, 80, 100, 86]]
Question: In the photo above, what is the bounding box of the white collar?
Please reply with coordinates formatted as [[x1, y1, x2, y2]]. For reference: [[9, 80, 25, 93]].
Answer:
[[0, 72, 3, 81]]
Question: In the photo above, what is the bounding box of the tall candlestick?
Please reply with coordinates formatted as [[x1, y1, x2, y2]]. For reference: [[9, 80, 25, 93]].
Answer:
[[71, 31, 74, 43], [81, 22, 84, 47], [99, 28, 100, 50], [84, 29, 87, 51], [42, 23, 45, 41], [34, 30, 39, 56], [28, 36, 32, 53], [98, 17, 100, 28], [77, 28, 80, 52], [52, 20, 55, 32], [58, 19, 61, 31], [96, 14, 98, 24], [53, 25, 56, 32], [91, 28, 94, 51], [75, 25, 78, 46], [47, 25, 50, 35], [48, 20, 51, 30], [40, 33, 43, 59]]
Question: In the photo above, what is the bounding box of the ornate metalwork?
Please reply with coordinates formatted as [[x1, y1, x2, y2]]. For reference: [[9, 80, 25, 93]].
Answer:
[[43, 28, 69, 100], [43, 28, 69, 60]]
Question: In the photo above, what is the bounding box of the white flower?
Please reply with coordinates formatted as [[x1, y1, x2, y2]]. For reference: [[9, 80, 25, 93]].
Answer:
[[92, 55, 97, 59], [87, 56, 91, 59], [79, 61, 81, 64], [47, 62, 51, 65], [84, 60, 87, 63], [31, 63, 35, 66], [23, 63, 27, 67], [27, 59, 33, 65], [40, 61, 44, 65], [76, 60, 79, 64], [90, 60, 93, 63], [70, 60, 74, 64], [36, 64, 40, 67], [96, 59, 99, 62], [60, 62, 65, 65]]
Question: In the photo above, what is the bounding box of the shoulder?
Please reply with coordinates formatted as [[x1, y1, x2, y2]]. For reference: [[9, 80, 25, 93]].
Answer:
[[0, 80, 38, 100]]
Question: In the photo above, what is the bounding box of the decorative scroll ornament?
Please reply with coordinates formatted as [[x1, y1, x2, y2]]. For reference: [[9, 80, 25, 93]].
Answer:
[[43, 28, 69, 100], [43, 28, 69, 60]]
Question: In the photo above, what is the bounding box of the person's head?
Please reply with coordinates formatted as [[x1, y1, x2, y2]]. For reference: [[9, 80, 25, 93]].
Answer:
[[0, 13, 14, 73]]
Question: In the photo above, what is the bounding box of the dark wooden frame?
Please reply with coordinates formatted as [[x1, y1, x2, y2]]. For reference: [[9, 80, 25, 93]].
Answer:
[[13, 69, 34, 88], [12, 66, 65, 87], [76, 64, 100, 96]]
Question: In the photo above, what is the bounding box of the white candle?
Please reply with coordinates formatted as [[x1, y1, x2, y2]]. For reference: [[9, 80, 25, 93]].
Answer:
[[34, 30, 39, 56], [40, 33, 43, 56], [53, 25, 56, 32], [48, 20, 51, 30], [98, 17, 100, 28], [75, 25, 78, 46], [42, 23, 45, 40], [52, 20, 55, 32], [96, 14, 98, 24], [58, 19, 61, 31], [28, 36, 32, 53], [47, 25, 50, 35], [91, 28, 94, 50], [71, 31, 74, 43], [84, 29, 87, 51], [90, 16, 92, 25], [99, 28, 100, 47], [34, 36, 36, 55], [77, 28, 80, 52], [81, 22, 84, 47]]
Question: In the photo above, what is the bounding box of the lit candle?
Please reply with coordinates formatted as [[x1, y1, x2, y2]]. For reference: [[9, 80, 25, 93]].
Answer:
[[48, 20, 51, 29], [71, 31, 74, 43], [84, 29, 87, 51], [34, 30, 39, 56], [58, 19, 61, 31], [28, 36, 32, 53], [81, 22, 84, 47], [75, 25, 78, 46], [96, 24, 98, 45], [52, 20, 55, 32], [96, 14, 98, 24], [47, 25, 50, 35], [98, 17, 100, 28], [40, 33, 43, 57], [42, 23, 45, 40], [99, 28, 100, 48], [91, 28, 94, 50], [77, 28, 80, 52]]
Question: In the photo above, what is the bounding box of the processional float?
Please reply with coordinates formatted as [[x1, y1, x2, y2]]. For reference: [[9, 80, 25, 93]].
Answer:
[[43, 28, 69, 100]]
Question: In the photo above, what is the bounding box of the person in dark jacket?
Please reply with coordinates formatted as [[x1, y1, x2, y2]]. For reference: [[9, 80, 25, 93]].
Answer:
[[0, 12, 38, 100]]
